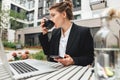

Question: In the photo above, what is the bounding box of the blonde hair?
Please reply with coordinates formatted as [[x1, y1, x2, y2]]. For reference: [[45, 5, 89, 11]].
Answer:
[[49, 0, 73, 20]]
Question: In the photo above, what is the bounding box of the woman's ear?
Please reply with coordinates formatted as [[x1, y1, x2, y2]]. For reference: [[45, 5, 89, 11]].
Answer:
[[62, 11, 67, 18]]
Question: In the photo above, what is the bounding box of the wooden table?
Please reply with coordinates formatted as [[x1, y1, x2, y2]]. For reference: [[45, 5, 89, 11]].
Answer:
[[26, 62, 95, 80], [0, 60, 95, 80], [0, 64, 13, 80]]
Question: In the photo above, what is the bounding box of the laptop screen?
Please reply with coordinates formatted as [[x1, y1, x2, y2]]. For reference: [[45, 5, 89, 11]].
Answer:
[[0, 39, 13, 80]]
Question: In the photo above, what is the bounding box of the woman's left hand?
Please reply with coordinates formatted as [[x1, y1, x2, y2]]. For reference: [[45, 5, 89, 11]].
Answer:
[[54, 54, 74, 66]]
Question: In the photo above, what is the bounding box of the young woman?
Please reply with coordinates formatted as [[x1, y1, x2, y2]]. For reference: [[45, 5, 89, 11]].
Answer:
[[39, 0, 94, 66]]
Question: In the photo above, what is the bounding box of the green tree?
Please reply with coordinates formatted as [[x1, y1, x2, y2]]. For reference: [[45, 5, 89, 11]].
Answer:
[[0, 0, 1, 11], [0, 4, 9, 40], [9, 8, 27, 44], [10, 9, 26, 30]]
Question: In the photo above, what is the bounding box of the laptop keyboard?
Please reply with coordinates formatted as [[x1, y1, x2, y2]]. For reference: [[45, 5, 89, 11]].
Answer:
[[9, 62, 38, 74]]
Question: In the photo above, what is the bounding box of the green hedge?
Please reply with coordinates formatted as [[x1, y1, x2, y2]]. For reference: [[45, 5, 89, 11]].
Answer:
[[30, 50, 47, 60], [3, 41, 16, 48]]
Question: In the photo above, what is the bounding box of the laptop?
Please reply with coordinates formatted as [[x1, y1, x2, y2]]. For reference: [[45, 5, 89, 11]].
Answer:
[[0, 39, 62, 80]]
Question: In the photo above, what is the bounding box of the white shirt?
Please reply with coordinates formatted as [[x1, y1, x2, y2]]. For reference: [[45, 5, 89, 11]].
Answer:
[[59, 23, 73, 57]]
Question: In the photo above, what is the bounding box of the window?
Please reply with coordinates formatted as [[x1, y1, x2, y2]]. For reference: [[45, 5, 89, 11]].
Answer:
[[28, 0, 35, 9], [46, 0, 55, 7], [27, 11, 34, 21], [38, 0, 43, 8], [73, 0, 81, 8], [18, 34, 21, 43], [37, 22, 41, 26], [29, 23, 33, 27], [11, 4, 17, 11], [38, 8, 43, 19], [45, 0, 56, 14], [39, 0, 42, 2], [74, 14, 81, 20]]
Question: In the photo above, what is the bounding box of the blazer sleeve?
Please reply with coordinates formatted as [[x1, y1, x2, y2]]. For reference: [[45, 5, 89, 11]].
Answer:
[[39, 33, 50, 55], [72, 28, 94, 66], [38, 29, 58, 56]]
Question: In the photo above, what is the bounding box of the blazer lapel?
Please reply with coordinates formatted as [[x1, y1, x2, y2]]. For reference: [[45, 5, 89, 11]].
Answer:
[[55, 29, 61, 55], [66, 23, 77, 52]]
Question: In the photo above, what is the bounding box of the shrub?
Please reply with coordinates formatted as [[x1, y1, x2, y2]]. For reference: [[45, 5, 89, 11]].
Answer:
[[30, 50, 46, 60], [3, 41, 16, 48]]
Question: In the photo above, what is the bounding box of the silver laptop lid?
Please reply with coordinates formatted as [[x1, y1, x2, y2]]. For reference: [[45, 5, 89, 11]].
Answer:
[[9, 59, 62, 80], [0, 38, 13, 80]]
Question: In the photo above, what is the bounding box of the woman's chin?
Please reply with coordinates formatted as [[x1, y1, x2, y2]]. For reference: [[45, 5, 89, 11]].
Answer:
[[55, 26, 59, 29], [55, 26, 61, 29]]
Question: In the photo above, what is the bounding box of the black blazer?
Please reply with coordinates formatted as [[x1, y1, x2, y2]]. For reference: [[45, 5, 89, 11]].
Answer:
[[39, 23, 94, 66]]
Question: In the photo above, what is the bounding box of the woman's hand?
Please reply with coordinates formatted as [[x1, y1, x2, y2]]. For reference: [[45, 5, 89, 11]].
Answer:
[[40, 18, 48, 35], [54, 54, 74, 66]]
